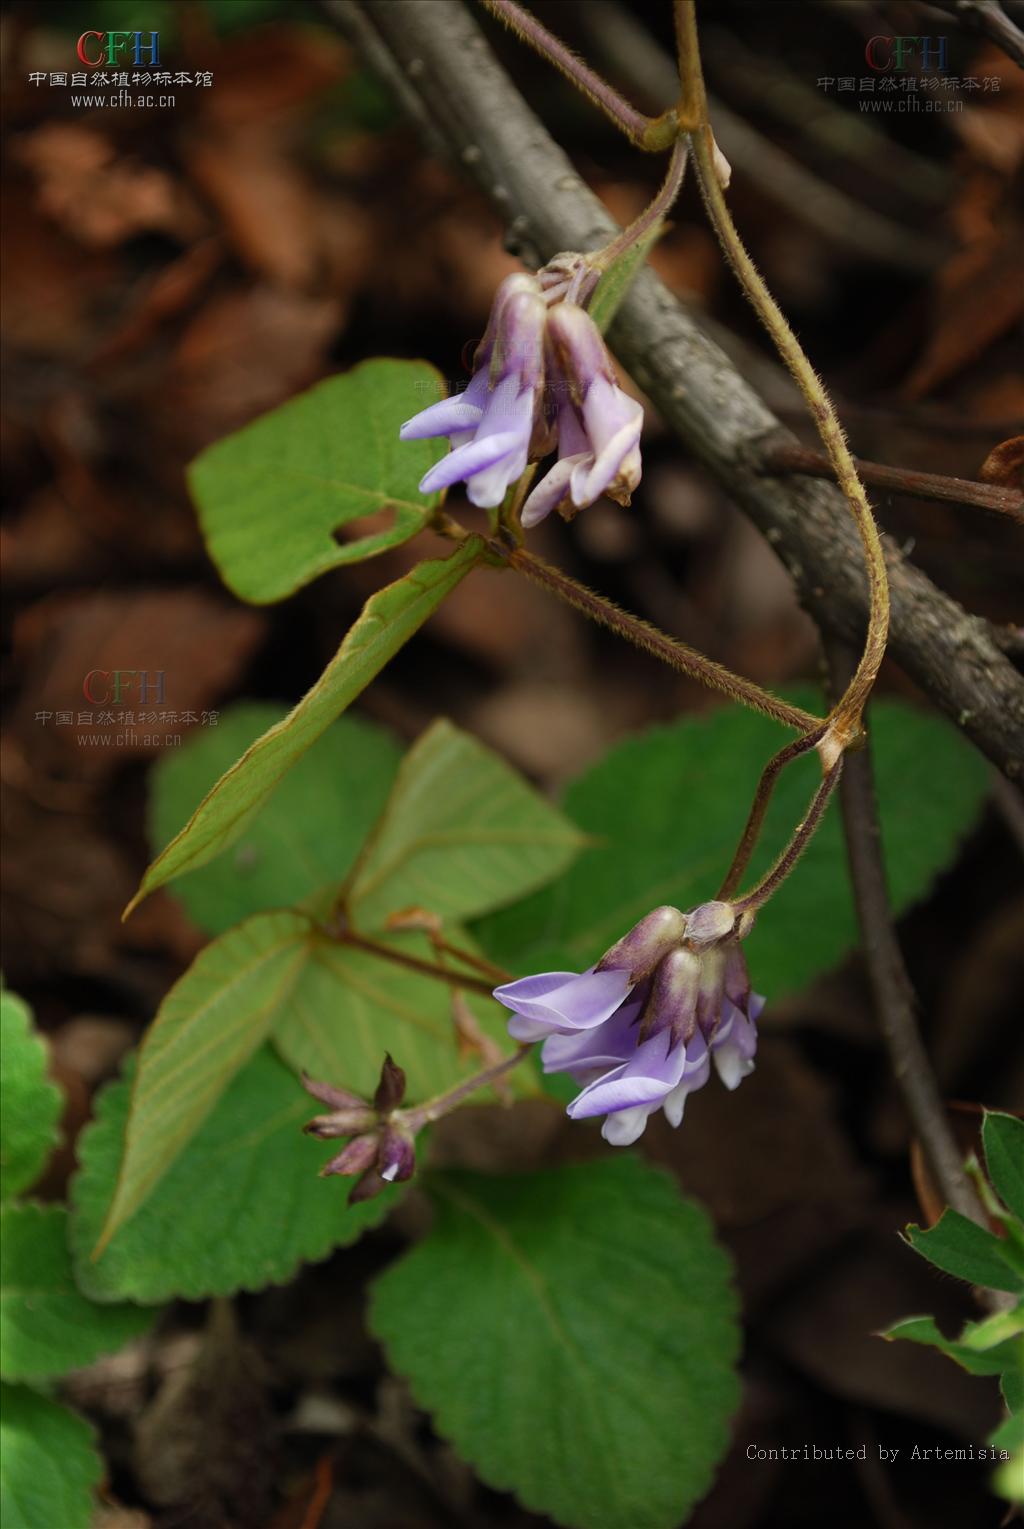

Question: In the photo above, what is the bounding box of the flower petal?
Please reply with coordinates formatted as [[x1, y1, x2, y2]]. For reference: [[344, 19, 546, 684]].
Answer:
[[661, 1037, 711, 1127], [713, 1045, 755, 1091], [601, 1104, 658, 1147], [566, 1031, 687, 1120], [495, 966, 633, 1038], [520, 454, 586, 528], [572, 407, 643, 507], [540, 991, 646, 1075], [418, 430, 521, 495], [399, 397, 484, 441]]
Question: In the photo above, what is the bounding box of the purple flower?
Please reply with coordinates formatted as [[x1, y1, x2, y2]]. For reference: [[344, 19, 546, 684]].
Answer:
[[521, 303, 643, 528], [493, 967, 634, 1043], [399, 274, 547, 509], [495, 901, 764, 1146], [399, 261, 644, 522]]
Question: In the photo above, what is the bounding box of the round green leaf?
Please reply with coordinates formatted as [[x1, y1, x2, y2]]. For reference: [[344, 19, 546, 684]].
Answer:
[[371, 1157, 740, 1529], [189, 359, 449, 603], [0, 990, 62, 1202], [0, 1204, 154, 1380], [0, 1383, 102, 1529], [69, 1045, 400, 1304]]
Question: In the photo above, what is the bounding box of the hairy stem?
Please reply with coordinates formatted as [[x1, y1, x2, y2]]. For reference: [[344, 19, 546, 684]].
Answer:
[[506, 544, 822, 733], [402, 1045, 533, 1129], [734, 757, 843, 914], [674, 0, 889, 745], [827, 644, 988, 1228], [590, 135, 689, 273], [717, 725, 826, 899], [481, 0, 676, 148]]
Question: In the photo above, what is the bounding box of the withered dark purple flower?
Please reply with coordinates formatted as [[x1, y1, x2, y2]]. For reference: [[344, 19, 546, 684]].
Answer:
[[302, 1053, 416, 1203]]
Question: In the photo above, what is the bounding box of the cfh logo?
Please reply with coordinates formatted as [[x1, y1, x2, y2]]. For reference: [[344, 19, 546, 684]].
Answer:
[[865, 35, 949, 71], [76, 30, 160, 67], [82, 670, 166, 704]]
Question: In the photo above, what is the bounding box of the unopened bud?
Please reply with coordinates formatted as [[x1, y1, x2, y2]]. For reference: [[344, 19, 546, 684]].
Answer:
[[301, 1071, 368, 1112], [639, 946, 701, 1043], [320, 1133, 378, 1178], [598, 905, 687, 980], [378, 1125, 416, 1184], [684, 901, 736, 948], [304, 1105, 377, 1139], [373, 1053, 407, 1114], [348, 1167, 388, 1205]]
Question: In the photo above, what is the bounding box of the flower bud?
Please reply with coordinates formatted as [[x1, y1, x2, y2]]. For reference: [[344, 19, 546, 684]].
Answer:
[[320, 1133, 378, 1179], [597, 905, 687, 981], [373, 1053, 407, 1114], [378, 1125, 416, 1184], [301, 1070, 377, 1137], [546, 302, 615, 404], [301, 1072, 368, 1112], [683, 901, 736, 947], [637, 946, 701, 1044]]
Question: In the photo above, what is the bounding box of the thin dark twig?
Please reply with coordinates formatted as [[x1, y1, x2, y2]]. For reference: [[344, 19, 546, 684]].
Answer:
[[759, 442, 1024, 524], [826, 643, 988, 1228]]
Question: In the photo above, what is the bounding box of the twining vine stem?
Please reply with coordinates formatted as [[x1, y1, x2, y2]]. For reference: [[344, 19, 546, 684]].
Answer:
[[673, 0, 890, 754], [504, 545, 822, 733], [481, 0, 677, 149]]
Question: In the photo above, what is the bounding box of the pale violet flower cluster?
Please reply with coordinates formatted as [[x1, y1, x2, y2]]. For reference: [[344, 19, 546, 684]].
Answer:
[[399, 267, 643, 526], [494, 902, 763, 1146]]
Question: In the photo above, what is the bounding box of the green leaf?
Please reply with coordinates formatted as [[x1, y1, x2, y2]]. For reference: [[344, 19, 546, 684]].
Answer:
[[69, 1045, 398, 1303], [0, 1384, 102, 1529], [0, 1203, 154, 1380], [959, 1304, 1024, 1352], [984, 1112, 1024, 1224], [992, 1412, 1024, 1453], [127, 540, 482, 915], [477, 696, 988, 999], [1003, 1360, 1024, 1416], [882, 1313, 1024, 1378], [905, 1211, 1024, 1295], [94, 911, 312, 1256], [347, 720, 586, 931], [371, 1157, 739, 1529], [189, 360, 448, 604], [0, 991, 62, 1202], [271, 927, 536, 1104], [150, 704, 403, 936], [992, 1438, 1024, 1505], [589, 222, 664, 335]]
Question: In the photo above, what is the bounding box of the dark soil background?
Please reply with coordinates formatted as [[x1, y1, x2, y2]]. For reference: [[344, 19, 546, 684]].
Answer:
[[2, 2, 1022, 1526]]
